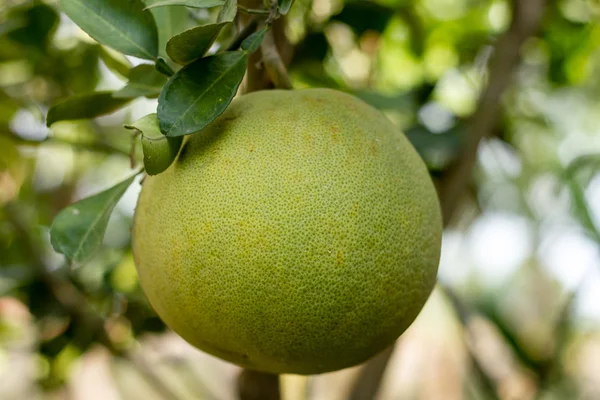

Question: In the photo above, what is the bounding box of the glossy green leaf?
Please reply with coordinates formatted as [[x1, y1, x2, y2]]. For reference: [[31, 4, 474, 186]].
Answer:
[[60, 0, 159, 60], [47, 92, 133, 127], [166, 22, 228, 65], [114, 64, 167, 98], [217, 0, 237, 22], [278, 0, 294, 15], [125, 114, 183, 175], [144, 0, 189, 58], [98, 46, 133, 79], [158, 51, 247, 137], [50, 175, 137, 262], [144, 0, 224, 9], [241, 26, 267, 54]]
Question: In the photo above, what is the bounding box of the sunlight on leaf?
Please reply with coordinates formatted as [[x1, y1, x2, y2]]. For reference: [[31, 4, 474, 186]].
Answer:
[[157, 51, 247, 136], [60, 0, 158, 60], [166, 22, 228, 65], [50, 174, 138, 262]]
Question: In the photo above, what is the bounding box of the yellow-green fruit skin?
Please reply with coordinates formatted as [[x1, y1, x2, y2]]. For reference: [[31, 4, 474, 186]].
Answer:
[[132, 88, 442, 375]]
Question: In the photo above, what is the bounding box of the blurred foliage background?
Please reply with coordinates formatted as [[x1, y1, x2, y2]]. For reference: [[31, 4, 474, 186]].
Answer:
[[1, 0, 600, 399]]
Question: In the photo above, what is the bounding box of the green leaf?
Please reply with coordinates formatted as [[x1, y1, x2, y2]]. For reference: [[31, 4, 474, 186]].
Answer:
[[144, 0, 224, 9], [156, 58, 176, 76], [47, 92, 134, 127], [60, 0, 159, 60], [125, 114, 183, 175], [98, 46, 133, 79], [241, 26, 267, 54], [217, 0, 237, 22], [50, 175, 137, 262], [114, 64, 168, 98], [166, 22, 228, 65], [144, 0, 190, 58], [278, 0, 294, 15], [158, 51, 247, 137]]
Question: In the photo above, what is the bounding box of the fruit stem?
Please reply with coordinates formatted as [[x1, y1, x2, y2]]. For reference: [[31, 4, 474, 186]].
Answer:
[[226, 17, 261, 52], [260, 27, 292, 90], [238, 369, 281, 400]]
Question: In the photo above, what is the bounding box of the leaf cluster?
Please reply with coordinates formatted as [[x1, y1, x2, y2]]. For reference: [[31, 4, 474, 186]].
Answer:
[[47, 0, 283, 264]]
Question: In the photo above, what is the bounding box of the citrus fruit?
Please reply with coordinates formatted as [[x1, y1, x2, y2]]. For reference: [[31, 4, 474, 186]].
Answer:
[[132, 88, 442, 374]]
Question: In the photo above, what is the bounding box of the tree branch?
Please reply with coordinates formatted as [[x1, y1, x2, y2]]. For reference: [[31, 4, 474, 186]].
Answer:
[[439, 0, 547, 225], [238, 0, 293, 93], [226, 16, 261, 52], [348, 1, 547, 398], [237, 369, 281, 400], [260, 28, 292, 90], [347, 347, 395, 400], [440, 284, 501, 399]]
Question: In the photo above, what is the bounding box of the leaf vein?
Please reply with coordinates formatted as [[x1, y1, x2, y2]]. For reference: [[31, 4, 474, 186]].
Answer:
[[68, 0, 155, 60], [166, 53, 245, 135]]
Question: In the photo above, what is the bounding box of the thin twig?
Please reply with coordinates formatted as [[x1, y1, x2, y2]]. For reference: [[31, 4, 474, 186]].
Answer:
[[440, 284, 501, 400], [238, 369, 281, 400], [238, 5, 270, 15], [439, 0, 548, 225], [260, 27, 292, 89], [348, 1, 547, 398], [226, 16, 261, 51], [532, 172, 600, 397], [347, 347, 395, 400]]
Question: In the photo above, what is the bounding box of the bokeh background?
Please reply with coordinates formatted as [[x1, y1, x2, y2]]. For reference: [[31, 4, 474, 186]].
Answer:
[[1, 0, 600, 399]]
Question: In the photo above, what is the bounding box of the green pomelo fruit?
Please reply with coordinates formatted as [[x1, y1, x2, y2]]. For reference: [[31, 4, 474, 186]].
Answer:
[[132, 88, 442, 374]]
